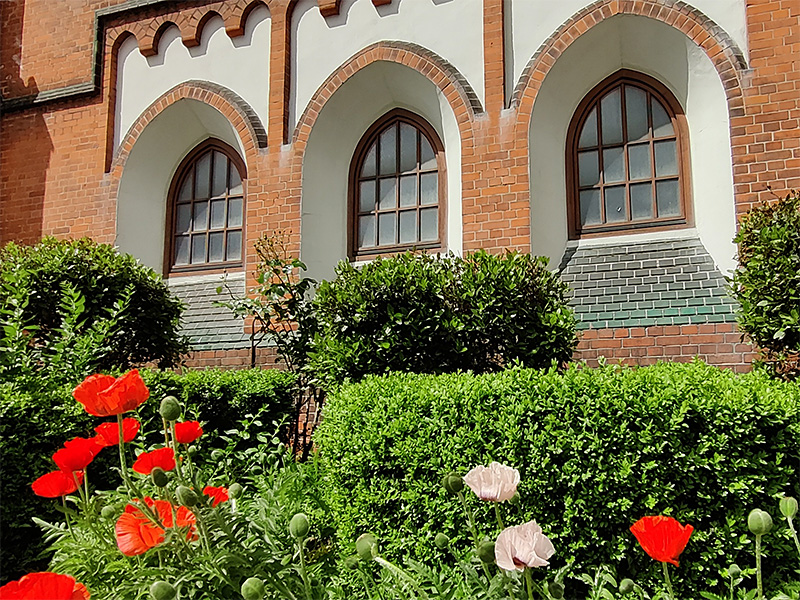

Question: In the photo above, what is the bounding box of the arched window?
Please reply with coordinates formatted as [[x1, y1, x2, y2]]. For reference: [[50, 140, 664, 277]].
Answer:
[[167, 140, 245, 272], [566, 70, 691, 238], [350, 109, 445, 258]]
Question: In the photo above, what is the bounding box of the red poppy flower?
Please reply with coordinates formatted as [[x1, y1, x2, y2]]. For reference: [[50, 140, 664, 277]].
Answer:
[[0, 571, 90, 599], [203, 486, 229, 507], [52, 437, 102, 473], [174, 421, 203, 444], [73, 370, 149, 417], [115, 498, 196, 556], [93, 418, 141, 447], [31, 471, 84, 498], [132, 448, 175, 475], [630, 515, 694, 567]]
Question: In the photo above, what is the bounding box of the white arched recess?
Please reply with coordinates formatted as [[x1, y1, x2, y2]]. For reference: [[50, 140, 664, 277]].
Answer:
[[528, 15, 737, 275], [300, 60, 463, 282], [115, 99, 246, 272]]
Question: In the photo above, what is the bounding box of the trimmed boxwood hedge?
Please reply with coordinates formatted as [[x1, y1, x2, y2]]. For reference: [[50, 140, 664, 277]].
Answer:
[[315, 361, 800, 594]]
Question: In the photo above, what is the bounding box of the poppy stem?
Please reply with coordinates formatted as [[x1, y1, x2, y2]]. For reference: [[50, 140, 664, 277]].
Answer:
[[169, 422, 186, 484], [787, 516, 800, 566], [662, 562, 675, 600], [297, 538, 313, 600], [755, 534, 763, 600], [524, 567, 535, 600], [457, 489, 493, 582], [495, 504, 506, 531], [117, 414, 127, 475], [62, 496, 73, 533], [358, 569, 376, 600]]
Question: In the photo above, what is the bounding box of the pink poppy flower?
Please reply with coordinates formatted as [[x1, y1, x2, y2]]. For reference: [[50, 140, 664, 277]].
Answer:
[[463, 462, 520, 502], [495, 520, 555, 571]]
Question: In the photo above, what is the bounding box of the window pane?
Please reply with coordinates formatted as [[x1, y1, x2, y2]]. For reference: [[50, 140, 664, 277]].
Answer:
[[212, 152, 227, 197], [420, 207, 438, 242], [210, 200, 226, 229], [656, 179, 680, 217], [420, 135, 436, 170], [578, 150, 599, 187], [361, 143, 377, 178], [604, 186, 627, 223], [400, 175, 417, 208], [579, 189, 601, 226], [193, 201, 208, 231], [208, 232, 224, 262], [602, 147, 625, 183], [174, 236, 190, 265], [191, 235, 206, 264], [359, 180, 376, 213], [399, 210, 417, 244], [578, 108, 597, 148], [400, 123, 417, 174], [631, 182, 654, 220], [628, 144, 652, 180], [652, 98, 674, 137], [378, 178, 396, 211], [654, 140, 678, 177], [378, 212, 396, 246], [420, 173, 437, 205], [600, 88, 623, 144], [227, 198, 243, 228], [195, 152, 211, 199], [175, 204, 191, 233], [229, 166, 243, 195], [625, 86, 649, 142], [359, 215, 376, 248], [379, 125, 397, 175], [178, 176, 192, 202], [226, 230, 242, 262]]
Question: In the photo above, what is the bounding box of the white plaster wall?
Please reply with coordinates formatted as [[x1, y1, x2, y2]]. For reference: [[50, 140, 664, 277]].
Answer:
[[508, 0, 747, 96], [528, 15, 737, 274], [115, 100, 245, 272], [291, 0, 483, 134], [300, 61, 462, 282], [115, 6, 270, 150]]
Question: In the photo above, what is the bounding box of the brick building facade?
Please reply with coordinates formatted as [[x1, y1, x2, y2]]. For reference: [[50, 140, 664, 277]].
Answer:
[[2, 0, 798, 370]]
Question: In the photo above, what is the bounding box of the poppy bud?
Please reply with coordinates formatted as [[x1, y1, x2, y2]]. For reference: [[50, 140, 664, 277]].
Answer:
[[443, 472, 463, 494], [344, 556, 360, 570], [780, 496, 798, 519], [619, 579, 635, 594], [151, 467, 169, 488], [477, 540, 495, 564], [748, 509, 773, 536], [728, 564, 741, 579], [290, 513, 310, 540], [149, 581, 176, 600], [159, 396, 181, 421], [229, 483, 243, 498], [547, 581, 565, 599], [101, 506, 116, 519], [240, 577, 265, 600], [434, 533, 450, 549], [508, 491, 521, 506], [176, 485, 199, 508], [355, 533, 379, 561], [187, 445, 198, 456]]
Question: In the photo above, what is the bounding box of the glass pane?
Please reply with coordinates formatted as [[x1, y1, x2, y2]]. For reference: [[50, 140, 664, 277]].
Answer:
[[226, 230, 242, 262], [195, 152, 211, 199], [400, 123, 417, 174], [600, 88, 623, 144], [630, 182, 654, 220], [227, 198, 243, 228], [578, 108, 597, 148], [212, 152, 227, 197], [178, 176, 192, 202], [378, 212, 396, 246], [654, 140, 678, 177], [652, 98, 674, 137], [420, 208, 438, 242], [420, 135, 436, 170], [379, 125, 397, 175], [625, 86, 649, 142], [191, 235, 206, 264], [210, 200, 226, 229], [602, 147, 625, 183], [358, 215, 376, 249], [175, 204, 191, 233], [359, 180, 376, 213], [578, 151, 599, 187], [656, 179, 680, 217], [193, 201, 208, 231], [361, 143, 377, 178], [579, 189, 601, 226], [400, 175, 417, 208], [604, 186, 627, 223], [229, 166, 243, 195], [379, 178, 396, 211], [174, 236, 189, 265], [399, 210, 417, 244], [420, 173, 437, 205], [628, 144, 652, 180], [208, 232, 224, 262]]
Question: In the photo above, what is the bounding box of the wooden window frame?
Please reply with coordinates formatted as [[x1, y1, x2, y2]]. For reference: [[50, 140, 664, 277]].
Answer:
[[348, 109, 447, 260], [164, 139, 247, 276], [566, 70, 693, 239]]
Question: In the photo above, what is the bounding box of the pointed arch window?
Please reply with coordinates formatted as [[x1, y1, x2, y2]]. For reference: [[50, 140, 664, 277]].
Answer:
[[567, 70, 691, 238], [350, 110, 446, 258], [167, 140, 245, 273]]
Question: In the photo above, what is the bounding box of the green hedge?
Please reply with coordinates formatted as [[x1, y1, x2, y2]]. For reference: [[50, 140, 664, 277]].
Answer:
[[315, 361, 800, 594]]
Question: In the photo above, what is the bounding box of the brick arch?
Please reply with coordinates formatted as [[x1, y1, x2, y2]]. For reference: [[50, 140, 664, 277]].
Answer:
[[182, 10, 224, 49], [139, 20, 179, 58], [511, 0, 748, 132], [226, 0, 273, 38], [293, 41, 483, 150]]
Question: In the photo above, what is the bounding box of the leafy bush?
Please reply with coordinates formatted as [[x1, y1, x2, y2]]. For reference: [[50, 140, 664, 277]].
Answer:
[[309, 251, 577, 388], [315, 361, 800, 595]]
